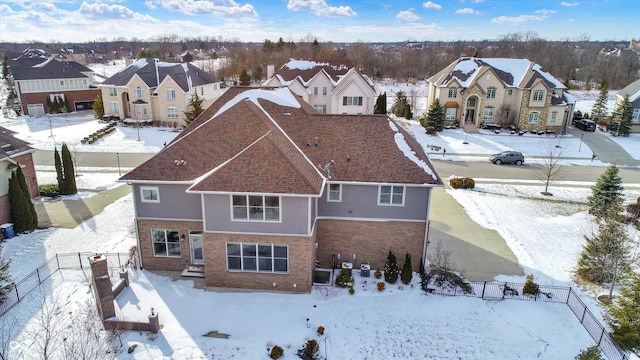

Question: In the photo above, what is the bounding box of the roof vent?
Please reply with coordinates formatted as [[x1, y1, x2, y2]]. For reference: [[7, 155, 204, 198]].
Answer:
[[174, 159, 187, 166], [283, 112, 291, 116]]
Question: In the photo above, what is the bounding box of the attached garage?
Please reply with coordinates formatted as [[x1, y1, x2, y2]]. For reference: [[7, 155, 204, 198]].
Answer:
[[27, 104, 45, 116]]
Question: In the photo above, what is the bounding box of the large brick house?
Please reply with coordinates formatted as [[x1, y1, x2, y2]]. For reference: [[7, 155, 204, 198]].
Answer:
[[120, 87, 442, 292], [263, 59, 376, 115], [9, 57, 100, 116], [427, 57, 575, 133], [0, 127, 38, 225], [614, 77, 640, 133], [99, 58, 222, 127]]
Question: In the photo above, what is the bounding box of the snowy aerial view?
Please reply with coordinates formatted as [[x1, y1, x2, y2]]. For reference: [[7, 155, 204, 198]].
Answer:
[[1, 63, 639, 359]]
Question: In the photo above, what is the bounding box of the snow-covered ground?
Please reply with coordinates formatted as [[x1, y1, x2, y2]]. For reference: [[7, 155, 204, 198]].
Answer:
[[1, 77, 639, 358]]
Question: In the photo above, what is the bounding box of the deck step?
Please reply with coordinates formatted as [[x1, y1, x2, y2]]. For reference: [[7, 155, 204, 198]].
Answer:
[[182, 265, 205, 278]]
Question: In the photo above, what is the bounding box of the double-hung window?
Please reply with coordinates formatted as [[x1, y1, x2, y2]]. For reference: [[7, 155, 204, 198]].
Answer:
[[343, 96, 363, 106], [167, 106, 179, 118], [550, 111, 558, 124], [483, 107, 494, 122], [232, 195, 280, 221], [109, 87, 117, 96], [109, 101, 118, 114], [632, 109, 640, 124], [140, 186, 159, 203], [227, 243, 288, 272], [487, 88, 496, 99], [167, 89, 176, 100], [323, 87, 327, 95], [379, 185, 404, 206], [532, 90, 545, 102], [328, 184, 341, 202], [152, 229, 180, 257], [448, 89, 457, 98], [528, 112, 539, 124], [135, 87, 143, 99], [313, 87, 318, 96]]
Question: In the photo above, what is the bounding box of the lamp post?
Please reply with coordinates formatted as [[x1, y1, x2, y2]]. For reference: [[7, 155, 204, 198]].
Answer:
[[116, 152, 121, 176]]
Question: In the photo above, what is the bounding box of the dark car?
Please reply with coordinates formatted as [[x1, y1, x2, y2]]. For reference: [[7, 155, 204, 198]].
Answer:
[[489, 151, 525, 165], [575, 119, 596, 132]]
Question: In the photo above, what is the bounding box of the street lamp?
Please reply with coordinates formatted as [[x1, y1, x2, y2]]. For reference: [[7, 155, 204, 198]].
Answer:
[[116, 152, 121, 176]]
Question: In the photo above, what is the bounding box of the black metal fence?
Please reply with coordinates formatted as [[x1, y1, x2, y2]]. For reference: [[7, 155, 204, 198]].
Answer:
[[0, 252, 130, 318], [421, 274, 629, 360]]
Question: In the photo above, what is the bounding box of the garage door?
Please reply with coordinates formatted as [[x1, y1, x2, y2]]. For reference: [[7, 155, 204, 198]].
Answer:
[[27, 104, 45, 116]]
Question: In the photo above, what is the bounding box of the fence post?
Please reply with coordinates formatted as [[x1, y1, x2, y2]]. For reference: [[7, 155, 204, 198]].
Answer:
[[56, 254, 60, 270], [597, 329, 604, 346], [14, 283, 19, 301], [566, 287, 571, 303], [581, 306, 587, 323], [78, 252, 83, 270], [481, 281, 486, 299], [36, 268, 41, 284]]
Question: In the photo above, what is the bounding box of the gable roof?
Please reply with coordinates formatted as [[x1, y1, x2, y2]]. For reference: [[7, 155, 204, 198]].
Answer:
[[430, 57, 565, 90], [0, 126, 35, 159], [617, 78, 640, 102], [121, 87, 441, 195], [269, 58, 374, 88], [10, 58, 93, 81], [101, 58, 219, 92]]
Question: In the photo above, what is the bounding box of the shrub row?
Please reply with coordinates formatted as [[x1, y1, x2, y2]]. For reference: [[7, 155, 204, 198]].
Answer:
[[81, 123, 116, 144], [39, 184, 60, 197], [449, 177, 475, 189]]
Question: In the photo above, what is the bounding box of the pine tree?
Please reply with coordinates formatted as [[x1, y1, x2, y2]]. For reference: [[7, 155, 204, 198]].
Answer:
[[390, 91, 407, 117], [374, 92, 387, 114], [574, 346, 604, 360], [239, 68, 251, 86], [400, 253, 413, 284], [183, 92, 204, 127], [613, 94, 632, 137], [0, 247, 11, 302], [421, 99, 445, 134], [587, 165, 623, 218], [606, 271, 640, 352], [54, 147, 65, 195], [383, 250, 399, 284], [403, 103, 411, 120], [8, 172, 34, 233], [591, 78, 609, 122], [93, 93, 104, 120], [15, 165, 37, 230], [63, 96, 71, 113], [576, 202, 631, 298], [61, 143, 77, 195], [522, 274, 540, 296]]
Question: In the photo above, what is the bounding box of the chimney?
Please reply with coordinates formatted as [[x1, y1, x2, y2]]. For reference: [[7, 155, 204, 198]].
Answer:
[[267, 64, 275, 79]]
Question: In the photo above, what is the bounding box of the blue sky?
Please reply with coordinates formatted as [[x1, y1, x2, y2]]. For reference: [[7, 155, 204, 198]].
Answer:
[[0, 0, 632, 43]]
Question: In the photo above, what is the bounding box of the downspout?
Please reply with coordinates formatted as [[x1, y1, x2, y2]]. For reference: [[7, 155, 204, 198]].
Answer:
[[421, 188, 433, 273], [131, 184, 143, 269]]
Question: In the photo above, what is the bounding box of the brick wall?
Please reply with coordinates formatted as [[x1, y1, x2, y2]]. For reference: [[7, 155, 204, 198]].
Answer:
[[136, 219, 203, 272], [14, 153, 39, 198], [0, 195, 9, 225], [203, 231, 317, 293], [315, 219, 426, 272], [20, 89, 100, 114]]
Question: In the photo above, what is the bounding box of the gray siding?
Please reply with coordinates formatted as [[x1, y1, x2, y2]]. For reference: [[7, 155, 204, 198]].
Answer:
[[318, 184, 429, 220], [134, 184, 202, 220], [203, 194, 310, 235]]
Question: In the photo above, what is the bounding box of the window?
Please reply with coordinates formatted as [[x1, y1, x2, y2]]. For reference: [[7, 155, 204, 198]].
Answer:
[[445, 107, 456, 121], [483, 107, 494, 122], [528, 112, 539, 124], [467, 98, 476, 107], [109, 87, 117, 96], [487, 88, 496, 99], [232, 195, 280, 221], [69, 79, 74, 86], [167, 89, 176, 100], [328, 184, 341, 202], [141, 186, 159, 202], [313, 87, 318, 96], [532, 90, 545, 102], [136, 104, 148, 116], [135, 87, 143, 99], [227, 243, 288, 272], [152, 229, 181, 257], [550, 111, 558, 124], [167, 106, 179, 118], [508, 89, 513, 95], [323, 87, 327, 95], [632, 109, 640, 124], [378, 185, 404, 206], [448, 89, 457, 98], [109, 101, 118, 113], [60, 80, 65, 87], [313, 104, 327, 114], [342, 96, 363, 106]]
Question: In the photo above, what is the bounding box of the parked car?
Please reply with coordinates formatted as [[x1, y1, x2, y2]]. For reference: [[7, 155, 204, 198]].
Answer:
[[489, 151, 525, 165], [575, 119, 596, 132]]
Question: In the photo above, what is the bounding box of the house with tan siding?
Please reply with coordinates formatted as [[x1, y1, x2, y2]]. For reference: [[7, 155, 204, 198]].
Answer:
[[614, 78, 640, 134], [120, 87, 442, 292], [263, 59, 376, 115], [427, 57, 575, 133], [99, 58, 222, 127]]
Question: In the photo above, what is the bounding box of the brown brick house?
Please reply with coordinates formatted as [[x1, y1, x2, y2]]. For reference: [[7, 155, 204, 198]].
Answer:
[[120, 87, 443, 292]]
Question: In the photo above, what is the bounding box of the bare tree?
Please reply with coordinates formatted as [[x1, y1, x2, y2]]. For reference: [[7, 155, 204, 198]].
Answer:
[[0, 311, 21, 360], [535, 146, 565, 196]]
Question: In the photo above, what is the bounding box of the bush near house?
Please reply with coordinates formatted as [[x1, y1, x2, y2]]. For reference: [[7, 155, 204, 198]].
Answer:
[[449, 177, 475, 189]]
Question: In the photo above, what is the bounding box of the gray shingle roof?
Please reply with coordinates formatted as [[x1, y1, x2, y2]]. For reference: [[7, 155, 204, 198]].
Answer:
[[10, 58, 92, 81], [0, 126, 34, 159]]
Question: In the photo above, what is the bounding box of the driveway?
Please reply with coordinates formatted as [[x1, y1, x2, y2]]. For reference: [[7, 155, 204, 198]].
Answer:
[[565, 127, 640, 166]]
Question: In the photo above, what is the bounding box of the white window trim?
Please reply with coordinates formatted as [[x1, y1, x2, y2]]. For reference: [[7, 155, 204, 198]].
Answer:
[[487, 88, 496, 99], [167, 89, 176, 100], [230, 195, 282, 222], [167, 106, 179, 118], [378, 185, 405, 206], [109, 101, 118, 113], [632, 108, 640, 124], [327, 183, 342, 202], [109, 87, 117, 96], [528, 112, 539, 124], [226, 242, 288, 273], [483, 108, 494, 122], [445, 107, 456, 120], [140, 186, 160, 203], [533, 90, 545, 102], [448, 89, 457, 98], [135, 87, 143, 99]]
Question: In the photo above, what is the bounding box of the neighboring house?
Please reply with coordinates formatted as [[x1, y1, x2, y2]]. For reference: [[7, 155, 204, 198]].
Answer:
[[120, 87, 442, 293], [9, 57, 100, 116], [99, 58, 222, 127], [263, 58, 376, 115], [427, 57, 575, 133], [614, 77, 640, 133], [0, 127, 38, 225]]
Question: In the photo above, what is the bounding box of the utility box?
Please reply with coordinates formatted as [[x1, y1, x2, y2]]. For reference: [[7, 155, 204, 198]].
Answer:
[[360, 263, 371, 277], [341, 261, 353, 276]]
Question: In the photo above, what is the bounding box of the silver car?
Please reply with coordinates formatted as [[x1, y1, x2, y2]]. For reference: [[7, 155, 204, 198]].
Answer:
[[490, 151, 524, 165]]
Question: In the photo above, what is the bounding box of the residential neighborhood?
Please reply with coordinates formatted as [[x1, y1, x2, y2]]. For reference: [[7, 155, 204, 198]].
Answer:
[[1, 1, 640, 358]]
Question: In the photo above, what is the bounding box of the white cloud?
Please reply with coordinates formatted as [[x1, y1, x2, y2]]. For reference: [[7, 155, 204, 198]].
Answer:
[[455, 8, 480, 15], [535, 9, 556, 15], [150, 0, 258, 17], [287, 0, 356, 17], [79, 3, 135, 20], [422, 1, 442, 10], [492, 15, 546, 24], [560, 2, 580, 6], [144, 0, 157, 10], [396, 10, 420, 22], [0, 4, 13, 14]]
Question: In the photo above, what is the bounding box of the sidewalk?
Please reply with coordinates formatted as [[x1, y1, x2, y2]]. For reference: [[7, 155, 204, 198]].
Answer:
[[35, 185, 131, 229]]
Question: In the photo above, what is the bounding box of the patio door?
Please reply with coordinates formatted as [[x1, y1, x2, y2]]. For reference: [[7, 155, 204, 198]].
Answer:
[[189, 233, 204, 265]]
